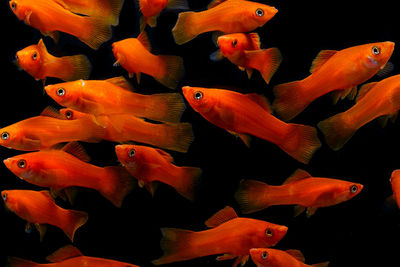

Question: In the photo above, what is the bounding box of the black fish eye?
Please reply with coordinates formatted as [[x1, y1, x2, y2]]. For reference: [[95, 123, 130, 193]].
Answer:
[[232, 39, 237, 48], [194, 91, 203, 100], [261, 251, 268, 259], [350, 185, 358, 193], [255, 8, 264, 17], [65, 110, 73, 119], [17, 159, 26, 169], [2, 193, 7, 201], [11, 2, 16, 10], [1, 132, 9, 140], [266, 228, 273, 237], [32, 51, 37, 60], [372, 46, 380, 55], [128, 149, 136, 158], [57, 87, 65, 96]]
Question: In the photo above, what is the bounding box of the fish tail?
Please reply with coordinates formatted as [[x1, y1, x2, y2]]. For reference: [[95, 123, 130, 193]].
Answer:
[[317, 113, 355, 151], [246, 48, 282, 84], [80, 16, 112, 50], [174, 167, 202, 201], [6, 257, 38, 267], [273, 80, 308, 121], [235, 179, 272, 214], [107, 0, 125, 25], [59, 54, 92, 81], [147, 93, 186, 123], [279, 124, 321, 164], [161, 122, 194, 152], [63, 209, 88, 242], [156, 55, 185, 89], [152, 228, 196, 265], [172, 11, 198, 45], [101, 166, 136, 207]]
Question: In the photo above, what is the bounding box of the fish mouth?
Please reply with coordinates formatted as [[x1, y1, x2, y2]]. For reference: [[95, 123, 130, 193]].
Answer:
[[12, 55, 22, 71]]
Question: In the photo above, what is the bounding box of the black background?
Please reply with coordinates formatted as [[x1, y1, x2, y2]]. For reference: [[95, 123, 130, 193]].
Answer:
[[2, 0, 400, 266]]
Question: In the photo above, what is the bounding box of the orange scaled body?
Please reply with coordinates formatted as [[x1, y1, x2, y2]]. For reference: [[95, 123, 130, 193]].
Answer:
[[390, 170, 400, 208]]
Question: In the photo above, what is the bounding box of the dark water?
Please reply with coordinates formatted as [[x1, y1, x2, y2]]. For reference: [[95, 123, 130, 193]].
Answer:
[[1, 0, 400, 266]]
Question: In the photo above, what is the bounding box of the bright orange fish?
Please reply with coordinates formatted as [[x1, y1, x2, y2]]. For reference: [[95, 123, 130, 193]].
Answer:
[[172, 0, 277, 45], [8, 245, 139, 267], [9, 0, 112, 49], [3, 142, 135, 207], [390, 170, 400, 209], [152, 206, 288, 266], [182, 86, 321, 164], [235, 169, 363, 216], [44, 77, 185, 123], [115, 144, 201, 200], [15, 39, 91, 83], [250, 248, 329, 267], [2, 189, 88, 241], [0, 107, 105, 151], [318, 74, 400, 150], [112, 32, 184, 89], [273, 42, 395, 121], [211, 33, 282, 84]]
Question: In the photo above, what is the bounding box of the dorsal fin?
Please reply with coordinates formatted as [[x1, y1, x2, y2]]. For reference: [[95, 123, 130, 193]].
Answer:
[[205, 206, 238, 228], [356, 82, 377, 103], [285, 249, 305, 263], [46, 245, 83, 263], [246, 93, 271, 113], [40, 106, 63, 119], [105, 76, 135, 91], [208, 0, 228, 9], [310, 50, 337, 73], [137, 31, 151, 51], [248, 32, 261, 50], [154, 148, 174, 163], [61, 142, 91, 162], [36, 38, 49, 56], [283, 169, 311, 185]]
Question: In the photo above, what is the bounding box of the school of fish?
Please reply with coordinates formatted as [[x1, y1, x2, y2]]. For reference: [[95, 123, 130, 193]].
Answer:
[[3, 0, 399, 266]]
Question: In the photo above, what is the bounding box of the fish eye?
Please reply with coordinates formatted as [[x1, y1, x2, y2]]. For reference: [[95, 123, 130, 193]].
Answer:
[[261, 251, 268, 259], [232, 39, 238, 48], [2, 193, 7, 201], [128, 149, 136, 158], [1, 132, 9, 140], [65, 110, 73, 119], [32, 51, 37, 61], [11, 1, 16, 10], [372, 46, 380, 55], [194, 91, 203, 100], [17, 159, 26, 169], [56, 87, 65, 96], [265, 228, 273, 237], [350, 185, 358, 194], [255, 8, 264, 17]]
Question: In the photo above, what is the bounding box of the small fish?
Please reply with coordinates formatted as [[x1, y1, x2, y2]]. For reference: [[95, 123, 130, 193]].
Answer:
[[172, 0, 277, 45], [318, 74, 400, 150], [15, 39, 91, 84], [152, 206, 288, 266], [273, 42, 395, 121], [3, 142, 135, 207], [250, 248, 329, 267], [182, 86, 321, 164], [212, 33, 282, 84], [112, 32, 185, 89], [115, 144, 201, 200], [2, 189, 88, 241], [235, 169, 363, 216], [44, 77, 185, 123]]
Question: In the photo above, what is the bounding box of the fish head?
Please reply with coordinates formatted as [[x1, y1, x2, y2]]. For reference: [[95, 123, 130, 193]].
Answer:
[[59, 108, 87, 120], [15, 44, 42, 78], [0, 125, 24, 150], [335, 182, 364, 203], [3, 153, 42, 182], [250, 248, 276, 267], [247, 3, 278, 27], [182, 86, 213, 114], [390, 169, 400, 185], [247, 219, 288, 248], [115, 144, 140, 171], [362, 41, 395, 70], [1, 190, 16, 212], [44, 81, 83, 109], [9, 0, 26, 19], [217, 33, 249, 57]]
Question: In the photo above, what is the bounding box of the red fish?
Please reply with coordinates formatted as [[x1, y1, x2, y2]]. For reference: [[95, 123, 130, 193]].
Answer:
[[112, 32, 184, 89], [182, 86, 321, 164], [235, 169, 363, 216], [273, 42, 395, 121], [250, 248, 329, 267], [16, 39, 91, 83], [212, 33, 282, 84], [172, 0, 278, 44], [2, 189, 88, 241], [390, 170, 400, 208], [3, 142, 135, 207], [152, 206, 288, 266], [318, 74, 400, 150], [115, 144, 201, 200], [44, 77, 185, 123]]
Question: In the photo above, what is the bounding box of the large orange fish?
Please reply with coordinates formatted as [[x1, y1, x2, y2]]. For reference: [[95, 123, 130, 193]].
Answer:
[[235, 169, 363, 216], [44, 77, 185, 123], [182, 86, 321, 164], [112, 32, 184, 89], [172, 0, 278, 45], [2, 189, 88, 242], [115, 144, 201, 200], [15, 39, 91, 84], [211, 33, 282, 84], [390, 170, 400, 208], [273, 42, 395, 121], [152, 206, 288, 266], [318, 74, 400, 150], [9, 0, 112, 49], [250, 248, 329, 267], [3, 142, 135, 207]]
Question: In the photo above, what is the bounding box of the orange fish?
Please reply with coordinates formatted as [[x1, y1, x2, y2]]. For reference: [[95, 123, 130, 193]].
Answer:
[[2, 189, 88, 241], [44, 77, 185, 123], [182, 86, 321, 164], [211, 33, 282, 84], [235, 169, 363, 216], [3, 142, 135, 207], [112, 32, 184, 89], [9, 0, 112, 49], [390, 170, 400, 208], [15, 39, 91, 84], [318, 74, 400, 150], [273, 42, 395, 121], [8, 245, 139, 267], [250, 248, 329, 267], [115, 144, 201, 200], [152, 206, 288, 266], [172, 0, 278, 45], [0, 107, 105, 151]]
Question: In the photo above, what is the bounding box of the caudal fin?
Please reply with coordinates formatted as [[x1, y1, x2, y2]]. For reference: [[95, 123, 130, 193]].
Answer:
[[273, 81, 308, 121], [174, 167, 202, 201], [156, 55, 185, 89], [7, 257, 38, 267], [81, 16, 112, 50], [63, 209, 88, 242], [245, 48, 282, 84], [172, 11, 198, 45], [147, 93, 186, 123], [318, 113, 356, 151], [60, 54, 91, 81], [235, 179, 271, 214], [161, 122, 194, 153]]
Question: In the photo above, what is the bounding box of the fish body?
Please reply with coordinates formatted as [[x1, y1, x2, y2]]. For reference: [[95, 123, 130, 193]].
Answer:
[[391, 170, 400, 208], [273, 42, 395, 121], [182, 86, 321, 164]]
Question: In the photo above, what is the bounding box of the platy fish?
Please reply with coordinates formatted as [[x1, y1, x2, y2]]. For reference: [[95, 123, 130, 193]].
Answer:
[[2, 189, 88, 242], [115, 144, 201, 200], [273, 42, 395, 121], [152, 206, 288, 266], [15, 39, 91, 83], [182, 86, 321, 164], [318, 74, 400, 151], [235, 169, 363, 216], [172, 0, 278, 44], [390, 170, 400, 208]]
